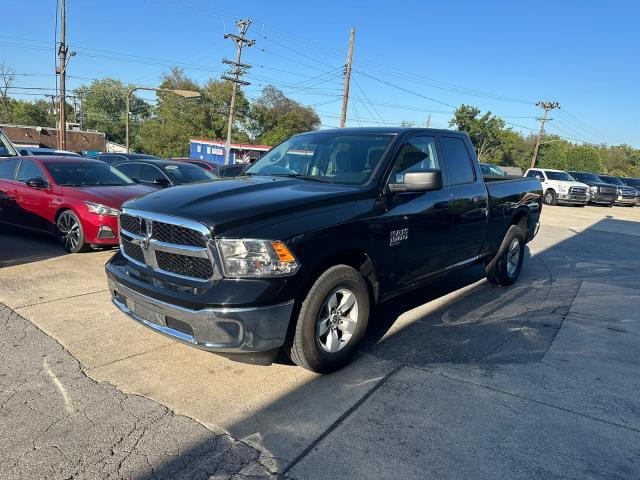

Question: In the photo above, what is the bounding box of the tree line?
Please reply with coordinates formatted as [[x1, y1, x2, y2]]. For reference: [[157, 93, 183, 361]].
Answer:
[[0, 67, 320, 158], [448, 105, 640, 177], [1, 63, 639, 177]]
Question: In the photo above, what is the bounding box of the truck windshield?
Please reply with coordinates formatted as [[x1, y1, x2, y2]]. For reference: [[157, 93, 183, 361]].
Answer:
[[546, 171, 574, 181], [245, 132, 394, 184], [45, 162, 135, 187], [570, 172, 601, 182], [598, 175, 624, 186]]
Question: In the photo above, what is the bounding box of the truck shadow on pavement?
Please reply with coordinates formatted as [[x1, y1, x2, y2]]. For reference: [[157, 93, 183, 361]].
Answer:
[[0, 226, 68, 268], [132, 219, 640, 479]]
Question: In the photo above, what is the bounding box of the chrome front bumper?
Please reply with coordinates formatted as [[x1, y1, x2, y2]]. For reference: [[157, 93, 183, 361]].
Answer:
[[616, 196, 637, 205], [557, 193, 588, 204], [108, 277, 294, 356]]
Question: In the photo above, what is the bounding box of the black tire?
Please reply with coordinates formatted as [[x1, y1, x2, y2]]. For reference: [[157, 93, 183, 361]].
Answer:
[[485, 224, 525, 286], [543, 189, 557, 206], [286, 265, 370, 373], [56, 210, 88, 253]]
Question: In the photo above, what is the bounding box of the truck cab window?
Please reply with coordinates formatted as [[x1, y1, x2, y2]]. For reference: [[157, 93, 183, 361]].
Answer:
[[440, 137, 475, 185], [391, 136, 439, 183]]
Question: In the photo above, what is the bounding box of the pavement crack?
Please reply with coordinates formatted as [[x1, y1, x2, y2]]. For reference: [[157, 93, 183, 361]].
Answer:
[[280, 363, 403, 477]]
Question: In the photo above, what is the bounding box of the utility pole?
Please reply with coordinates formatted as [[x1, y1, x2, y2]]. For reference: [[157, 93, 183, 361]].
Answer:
[[530, 100, 560, 169], [340, 28, 356, 128], [222, 19, 255, 165], [57, 0, 67, 150], [426, 114, 431, 128]]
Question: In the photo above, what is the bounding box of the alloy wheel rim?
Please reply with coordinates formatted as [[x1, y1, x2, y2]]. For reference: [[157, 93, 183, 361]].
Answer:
[[545, 193, 553, 203], [316, 287, 359, 353], [58, 213, 80, 251], [506, 237, 521, 276]]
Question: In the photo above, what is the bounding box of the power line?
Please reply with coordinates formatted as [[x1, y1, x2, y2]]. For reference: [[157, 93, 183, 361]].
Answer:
[[354, 70, 457, 109]]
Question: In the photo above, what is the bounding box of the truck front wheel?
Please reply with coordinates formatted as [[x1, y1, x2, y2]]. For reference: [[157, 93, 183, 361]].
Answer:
[[286, 265, 370, 373], [485, 224, 525, 286], [543, 189, 557, 205]]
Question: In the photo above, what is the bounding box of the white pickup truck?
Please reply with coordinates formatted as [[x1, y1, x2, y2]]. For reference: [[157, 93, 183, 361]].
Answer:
[[524, 168, 589, 206]]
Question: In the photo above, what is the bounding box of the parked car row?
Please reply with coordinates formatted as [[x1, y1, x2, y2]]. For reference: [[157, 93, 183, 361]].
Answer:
[[523, 168, 639, 207]]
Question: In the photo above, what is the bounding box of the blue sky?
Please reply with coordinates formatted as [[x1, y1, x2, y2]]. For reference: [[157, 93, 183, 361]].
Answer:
[[2, 0, 639, 146]]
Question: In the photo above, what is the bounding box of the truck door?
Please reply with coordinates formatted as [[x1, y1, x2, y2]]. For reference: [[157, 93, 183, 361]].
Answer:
[[438, 135, 488, 266], [380, 134, 452, 290]]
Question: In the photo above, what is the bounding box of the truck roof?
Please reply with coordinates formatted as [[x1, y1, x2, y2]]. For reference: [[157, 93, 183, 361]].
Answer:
[[312, 127, 463, 135]]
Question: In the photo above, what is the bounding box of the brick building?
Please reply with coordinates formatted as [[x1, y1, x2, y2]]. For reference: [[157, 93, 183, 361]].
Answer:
[[0, 124, 106, 154]]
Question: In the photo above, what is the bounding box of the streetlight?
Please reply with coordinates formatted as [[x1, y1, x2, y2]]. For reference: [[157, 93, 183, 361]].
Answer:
[[125, 86, 201, 153]]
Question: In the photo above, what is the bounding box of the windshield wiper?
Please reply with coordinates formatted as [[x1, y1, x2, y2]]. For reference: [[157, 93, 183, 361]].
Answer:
[[268, 172, 333, 183]]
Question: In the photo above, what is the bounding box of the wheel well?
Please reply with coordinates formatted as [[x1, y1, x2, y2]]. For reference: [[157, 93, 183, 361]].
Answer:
[[544, 188, 556, 195], [510, 211, 529, 239], [282, 250, 379, 348], [54, 207, 72, 223]]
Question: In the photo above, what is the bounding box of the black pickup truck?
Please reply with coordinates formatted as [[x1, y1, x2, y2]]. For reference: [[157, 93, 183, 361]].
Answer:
[[106, 128, 542, 373]]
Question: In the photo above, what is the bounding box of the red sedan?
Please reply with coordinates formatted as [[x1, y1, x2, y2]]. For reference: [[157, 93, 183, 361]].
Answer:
[[0, 156, 154, 253]]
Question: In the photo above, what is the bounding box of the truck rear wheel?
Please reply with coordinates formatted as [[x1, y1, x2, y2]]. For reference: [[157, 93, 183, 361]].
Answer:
[[485, 224, 525, 286], [286, 265, 370, 373]]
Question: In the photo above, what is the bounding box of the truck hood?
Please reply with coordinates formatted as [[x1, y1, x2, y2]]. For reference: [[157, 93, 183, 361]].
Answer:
[[546, 180, 589, 189], [122, 175, 363, 235], [61, 184, 155, 207]]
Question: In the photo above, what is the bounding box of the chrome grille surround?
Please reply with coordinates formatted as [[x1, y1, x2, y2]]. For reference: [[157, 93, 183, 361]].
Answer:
[[569, 186, 587, 195], [619, 186, 636, 197], [118, 208, 216, 282]]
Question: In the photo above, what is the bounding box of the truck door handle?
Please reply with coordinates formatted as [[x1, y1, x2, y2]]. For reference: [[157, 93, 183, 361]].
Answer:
[[434, 201, 451, 210], [473, 196, 487, 205]]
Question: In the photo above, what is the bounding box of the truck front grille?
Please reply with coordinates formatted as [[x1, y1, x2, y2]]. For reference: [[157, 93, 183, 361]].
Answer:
[[151, 220, 208, 247], [600, 186, 616, 194], [569, 186, 587, 195], [118, 210, 215, 282], [122, 237, 145, 264], [156, 251, 214, 279]]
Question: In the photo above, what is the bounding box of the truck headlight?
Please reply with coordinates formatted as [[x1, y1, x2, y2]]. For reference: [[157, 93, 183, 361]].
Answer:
[[590, 186, 598, 192], [217, 239, 299, 278], [84, 201, 119, 217], [558, 185, 568, 193]]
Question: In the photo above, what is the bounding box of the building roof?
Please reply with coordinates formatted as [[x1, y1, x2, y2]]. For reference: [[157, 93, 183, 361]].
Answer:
[[190, 138, 272, 151], [0, 124, 106, 153]]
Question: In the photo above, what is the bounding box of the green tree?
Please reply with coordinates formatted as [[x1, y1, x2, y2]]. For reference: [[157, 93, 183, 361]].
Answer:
[[74, 78, 150, 145], [565, 144, 603, 172], [11, 99, 55, 127], [246, 86, 320, 145], [449, 105, 507, 162]]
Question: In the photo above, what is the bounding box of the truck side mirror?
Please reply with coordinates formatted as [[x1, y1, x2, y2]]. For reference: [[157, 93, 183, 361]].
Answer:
[[389, 169, 443, 193], [535, 175, 542, 180]]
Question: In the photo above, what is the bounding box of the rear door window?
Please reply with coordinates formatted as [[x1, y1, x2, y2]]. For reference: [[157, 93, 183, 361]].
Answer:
[[439, 137, 475, 185], [0, 159, 20, 180]]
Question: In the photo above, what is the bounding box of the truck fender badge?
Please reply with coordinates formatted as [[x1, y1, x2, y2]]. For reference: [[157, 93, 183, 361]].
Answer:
[[390, 228, 408, 246]]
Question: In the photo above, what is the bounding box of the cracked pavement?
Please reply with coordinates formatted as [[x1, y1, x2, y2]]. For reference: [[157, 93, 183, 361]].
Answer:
[[1, 206, 640, 479], [0, 305, 274, 480]]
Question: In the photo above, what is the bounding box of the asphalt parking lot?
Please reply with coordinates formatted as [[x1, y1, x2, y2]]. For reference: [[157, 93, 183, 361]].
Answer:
[[1, 204, 640, 479]]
